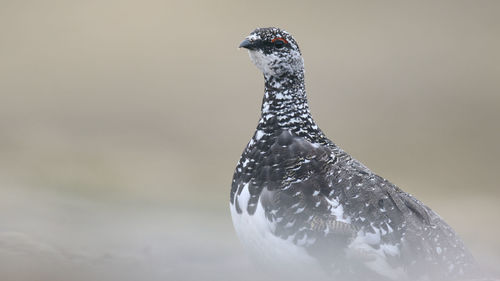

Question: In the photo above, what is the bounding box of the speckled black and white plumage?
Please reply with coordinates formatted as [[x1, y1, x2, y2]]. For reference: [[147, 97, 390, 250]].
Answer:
[[230, 27, 479, 281]]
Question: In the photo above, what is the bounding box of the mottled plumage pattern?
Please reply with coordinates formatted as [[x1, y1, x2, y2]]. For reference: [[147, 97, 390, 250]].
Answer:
[[230, 27, 479, 281]]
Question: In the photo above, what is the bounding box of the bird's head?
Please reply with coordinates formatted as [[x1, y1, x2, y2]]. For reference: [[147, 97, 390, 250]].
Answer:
[[239, 27, 303, 77]]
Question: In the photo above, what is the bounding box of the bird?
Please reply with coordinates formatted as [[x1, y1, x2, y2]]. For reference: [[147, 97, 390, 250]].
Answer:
[[229, 27, 481, 281]]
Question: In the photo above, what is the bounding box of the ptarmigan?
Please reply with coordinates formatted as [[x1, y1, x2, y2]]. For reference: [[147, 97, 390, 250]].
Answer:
[[230, 27, 480, 281]]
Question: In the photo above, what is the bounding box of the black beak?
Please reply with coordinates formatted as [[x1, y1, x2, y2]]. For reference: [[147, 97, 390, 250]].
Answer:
[[239, 39, 254, 50]]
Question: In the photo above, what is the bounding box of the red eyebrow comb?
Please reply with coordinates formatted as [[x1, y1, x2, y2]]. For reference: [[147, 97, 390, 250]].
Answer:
[[271, 37, 288, 44]]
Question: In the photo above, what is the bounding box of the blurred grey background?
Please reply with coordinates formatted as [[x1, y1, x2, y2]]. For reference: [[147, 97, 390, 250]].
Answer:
[[0, 0, 499, 280]]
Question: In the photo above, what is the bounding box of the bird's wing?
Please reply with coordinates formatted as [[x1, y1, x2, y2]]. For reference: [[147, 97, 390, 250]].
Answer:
[[251, 130, 358, 244], [253, 131, 399, 277]]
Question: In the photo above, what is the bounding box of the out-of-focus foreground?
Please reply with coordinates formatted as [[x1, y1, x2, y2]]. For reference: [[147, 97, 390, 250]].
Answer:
[[0, 1, 499, 280]]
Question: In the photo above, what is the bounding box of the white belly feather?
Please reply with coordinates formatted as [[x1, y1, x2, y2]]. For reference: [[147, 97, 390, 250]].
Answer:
[[229, 183, 318, 269]]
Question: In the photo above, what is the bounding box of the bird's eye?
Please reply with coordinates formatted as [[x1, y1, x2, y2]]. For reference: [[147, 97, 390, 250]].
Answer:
[[271, 37, 288, 48]]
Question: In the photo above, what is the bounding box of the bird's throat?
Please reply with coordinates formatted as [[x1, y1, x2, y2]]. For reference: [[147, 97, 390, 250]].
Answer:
[[259, 71, 317, 134]]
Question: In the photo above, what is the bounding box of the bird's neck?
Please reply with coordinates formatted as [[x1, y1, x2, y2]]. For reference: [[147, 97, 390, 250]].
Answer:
[[258, 71, 321, 138]]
